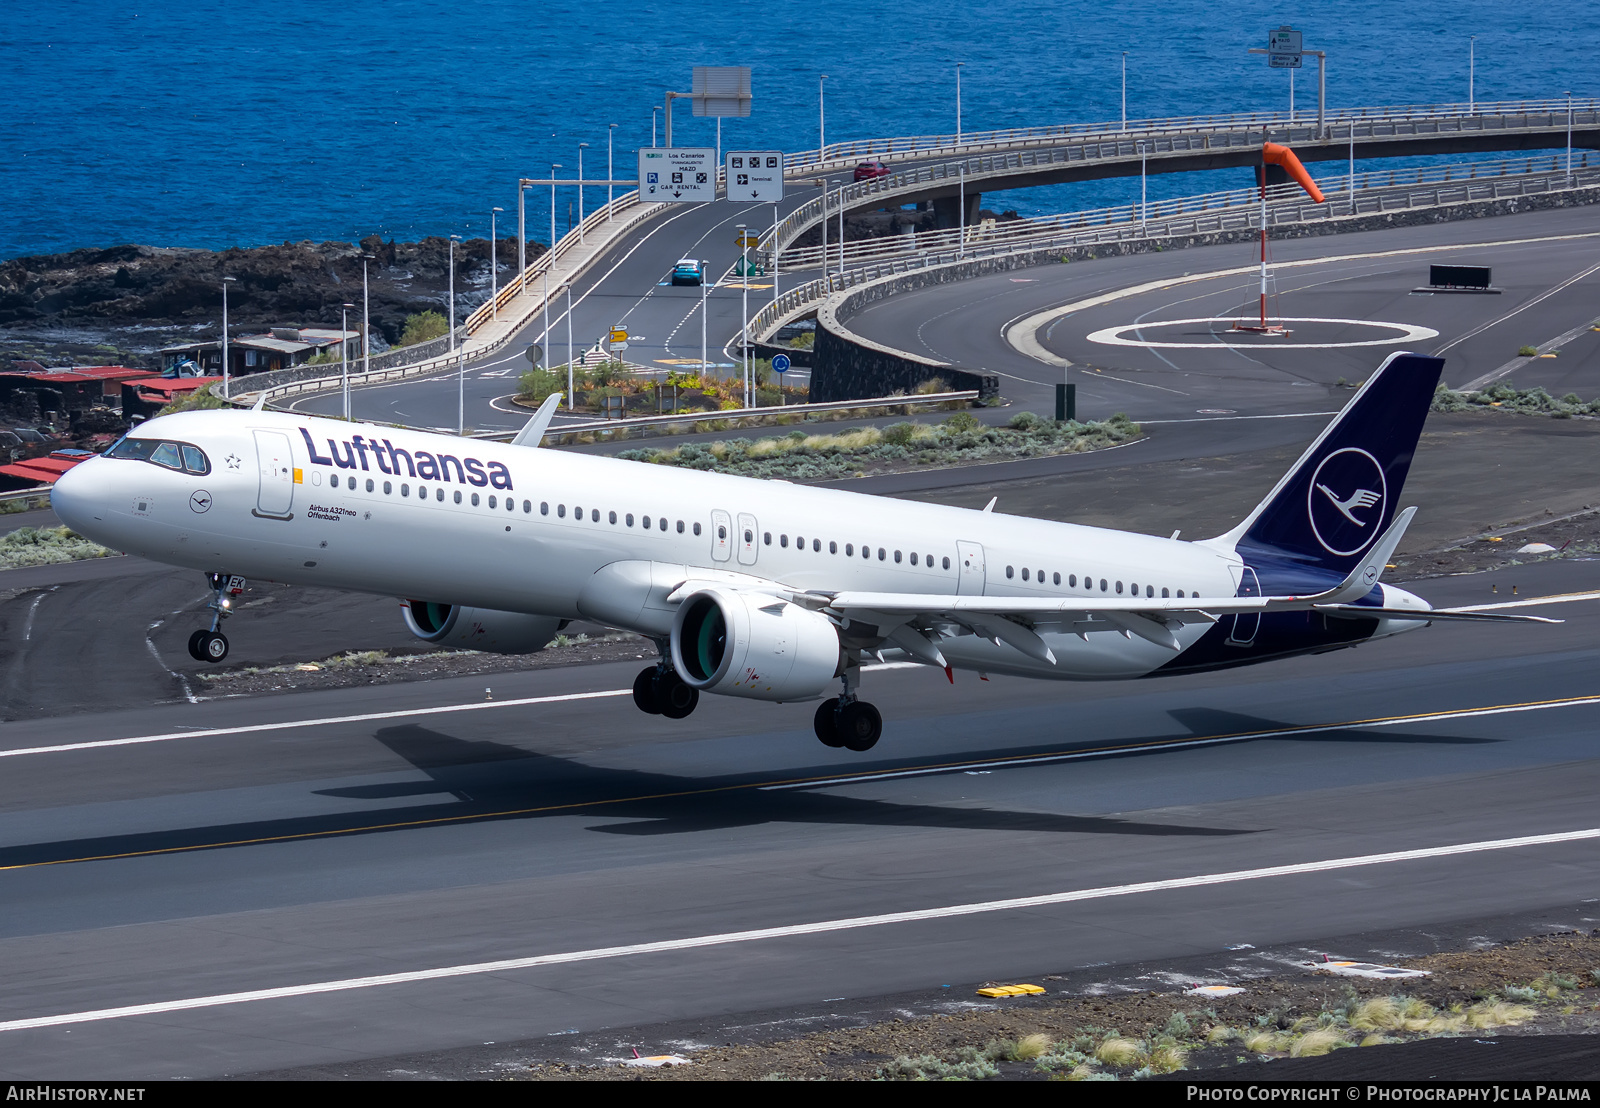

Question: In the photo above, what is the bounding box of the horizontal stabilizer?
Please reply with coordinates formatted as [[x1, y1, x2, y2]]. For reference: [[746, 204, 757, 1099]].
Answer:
[[1314, 605, 1561, 625]]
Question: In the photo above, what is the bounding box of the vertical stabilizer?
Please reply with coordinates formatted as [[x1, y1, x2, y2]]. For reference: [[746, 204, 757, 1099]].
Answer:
[[1209, 352, 1443, 580]]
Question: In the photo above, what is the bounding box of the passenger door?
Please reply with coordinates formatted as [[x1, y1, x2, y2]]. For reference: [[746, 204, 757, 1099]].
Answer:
[[710, 509, 732, 562], [736, 512, 759, 566], [253, 429, 296, 520], [956, 540, 986, 595]]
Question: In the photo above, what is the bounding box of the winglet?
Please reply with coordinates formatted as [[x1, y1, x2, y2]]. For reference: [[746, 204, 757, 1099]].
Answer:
[[511, 393, 563, 447]]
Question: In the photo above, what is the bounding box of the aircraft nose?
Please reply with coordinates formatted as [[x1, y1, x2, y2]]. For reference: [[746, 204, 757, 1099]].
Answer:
[[49, 459, 96, 534]]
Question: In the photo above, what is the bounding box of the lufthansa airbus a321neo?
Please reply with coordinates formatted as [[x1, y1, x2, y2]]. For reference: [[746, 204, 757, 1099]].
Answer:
[[50, 352, 1550, 752]]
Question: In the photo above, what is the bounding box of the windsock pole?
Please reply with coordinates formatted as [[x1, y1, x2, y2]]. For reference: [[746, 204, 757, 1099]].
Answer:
[[1233, 140, 1326, 334]]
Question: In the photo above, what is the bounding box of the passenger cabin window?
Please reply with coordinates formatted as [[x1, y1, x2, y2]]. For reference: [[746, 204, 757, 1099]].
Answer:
[[591, 509, 599, 522], [488, 495, 497, 508], [693, 522, 702, 536], [471, 493, 480, 506], [367, 478, 376, 493]]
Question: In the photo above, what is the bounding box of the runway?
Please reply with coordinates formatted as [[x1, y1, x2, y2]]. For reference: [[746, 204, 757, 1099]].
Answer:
[[0, 553, 1596, 1077]]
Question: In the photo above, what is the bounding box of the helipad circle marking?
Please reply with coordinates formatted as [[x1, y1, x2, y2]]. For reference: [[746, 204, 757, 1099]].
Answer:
[[1086, 317, 1439, 350]]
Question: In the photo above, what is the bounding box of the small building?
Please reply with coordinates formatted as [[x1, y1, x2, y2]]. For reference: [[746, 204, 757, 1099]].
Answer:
[[121, 376, 223, 422], [0, 449, 92, 493], [158, 327, 360, 377], [0, 364, 149, 424]]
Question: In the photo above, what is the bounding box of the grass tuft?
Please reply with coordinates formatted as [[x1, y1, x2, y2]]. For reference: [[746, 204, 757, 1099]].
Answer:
[[1094, 1037, 1146, 1068], [1290, 1029, 1349, 1057], [1008, 1033, 1053, 1061]]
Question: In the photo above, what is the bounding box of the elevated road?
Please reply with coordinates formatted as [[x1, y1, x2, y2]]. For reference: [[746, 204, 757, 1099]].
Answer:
[[255, 99, 1596, 431]]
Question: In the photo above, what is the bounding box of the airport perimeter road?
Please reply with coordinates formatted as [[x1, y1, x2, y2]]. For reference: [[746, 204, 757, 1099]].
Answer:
[[0, 558, 1596, 1077], [846, 206, 1600, 421], [284, 172, 866, 434]]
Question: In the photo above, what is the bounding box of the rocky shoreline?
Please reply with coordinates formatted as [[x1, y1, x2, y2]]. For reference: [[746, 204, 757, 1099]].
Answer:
[[0, 234, 545, 369]]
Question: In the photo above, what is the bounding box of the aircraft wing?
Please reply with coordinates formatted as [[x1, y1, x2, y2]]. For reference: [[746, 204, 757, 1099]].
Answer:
[[807, 589, 1558, 662]]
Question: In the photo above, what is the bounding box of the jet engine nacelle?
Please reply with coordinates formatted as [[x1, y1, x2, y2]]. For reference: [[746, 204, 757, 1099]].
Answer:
[[402, 600, 564, 654], [670, 587, 843, 702]]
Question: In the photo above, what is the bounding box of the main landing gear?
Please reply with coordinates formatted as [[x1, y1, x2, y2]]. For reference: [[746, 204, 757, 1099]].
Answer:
[[633, 660, 699, 719], [813, 666, 883, 752], [188, 573, 244, 663]]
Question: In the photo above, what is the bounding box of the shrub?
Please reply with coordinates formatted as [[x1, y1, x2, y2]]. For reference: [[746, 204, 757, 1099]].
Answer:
[[881, 421, 918, 446], [158, 386, 229, 416], [398, 310, 449, 347], [1008, 410, 1043, 431], [1518, 345, 1539, 357], [942, 411, 981, 433], [518, 367, 563, 403]]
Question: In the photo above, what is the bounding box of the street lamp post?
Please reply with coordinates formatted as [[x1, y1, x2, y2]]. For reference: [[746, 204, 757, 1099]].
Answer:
[[607, 124, 617, 217], [958, 165, 966, 260], [1567, 91, 1574, 180], [771, 202, 780, 308], [837, 181, 844, 278], [490, 207, 503, 319], [448, 234, 461, 350], [341, 301, 354, 420], [1469, 36, 1476, 112], [565, 282, 573, 411], [700, 259, 709, 376], [1121, 52, 1127, 131], [737, 222, 749, 406], [819, 177, 828, 289], [577, 143, 588, 243], [1139, 140, 1147, 224], [543, 164, 560, 347], [360, 252, 374, 388], [819, 75, 828, 160], [220, 276, 236, 398]]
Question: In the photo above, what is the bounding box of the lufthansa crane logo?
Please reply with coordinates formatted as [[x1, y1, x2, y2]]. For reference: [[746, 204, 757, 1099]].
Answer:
[[1306, 447, 1387, 556]]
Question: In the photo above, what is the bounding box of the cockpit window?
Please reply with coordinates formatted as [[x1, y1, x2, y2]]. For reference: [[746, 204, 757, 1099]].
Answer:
[[107, 437, 159, 462], [107, 437, 211, 475]]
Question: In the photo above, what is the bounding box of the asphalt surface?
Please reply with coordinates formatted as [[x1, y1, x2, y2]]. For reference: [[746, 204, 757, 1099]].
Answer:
[[848, 205, 1600, 421], [0, 557, 1596, 1079]]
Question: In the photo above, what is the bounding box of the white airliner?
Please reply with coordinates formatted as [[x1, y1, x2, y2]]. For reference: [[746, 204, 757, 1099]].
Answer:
[[50, 352, 1546, 751]]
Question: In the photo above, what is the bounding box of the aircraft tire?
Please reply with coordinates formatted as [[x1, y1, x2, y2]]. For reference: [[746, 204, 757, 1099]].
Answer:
[[657, 673, 699, 719], [187, 630, 209, 661], [201, 631, 229, 663], [838, 701, 882, 752], [633, 667, 663, 714], [814, 698, 846, 747]]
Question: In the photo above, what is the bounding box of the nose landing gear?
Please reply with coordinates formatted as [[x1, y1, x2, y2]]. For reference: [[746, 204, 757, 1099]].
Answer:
[[188, 573, 245, 663]]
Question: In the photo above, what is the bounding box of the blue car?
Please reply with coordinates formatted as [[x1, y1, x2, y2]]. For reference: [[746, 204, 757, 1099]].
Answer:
[[670, 259, 702, 286]]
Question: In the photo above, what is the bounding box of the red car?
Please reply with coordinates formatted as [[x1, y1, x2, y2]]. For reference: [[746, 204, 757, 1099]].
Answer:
[[852, 159, 890, 181]]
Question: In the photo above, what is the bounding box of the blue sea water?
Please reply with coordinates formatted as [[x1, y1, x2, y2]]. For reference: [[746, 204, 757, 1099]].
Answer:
[[2, 0, 1593, 259]]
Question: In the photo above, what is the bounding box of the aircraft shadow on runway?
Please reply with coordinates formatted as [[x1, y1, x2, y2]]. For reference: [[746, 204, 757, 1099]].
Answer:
[[0, 705, 1497, 868]]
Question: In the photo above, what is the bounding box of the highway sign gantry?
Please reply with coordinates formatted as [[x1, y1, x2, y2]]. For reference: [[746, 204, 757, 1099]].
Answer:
[[1268, 25, 1303, 68], [639, 148, 716, 202], [726, 151, 785, 202]]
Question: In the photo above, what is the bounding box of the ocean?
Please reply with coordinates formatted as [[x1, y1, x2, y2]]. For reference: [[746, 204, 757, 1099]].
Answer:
[[2, 0, 1593, 259]]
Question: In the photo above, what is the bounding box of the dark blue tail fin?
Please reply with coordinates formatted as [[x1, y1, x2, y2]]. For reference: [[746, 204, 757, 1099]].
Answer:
[[1212, 352, 1444, 581]]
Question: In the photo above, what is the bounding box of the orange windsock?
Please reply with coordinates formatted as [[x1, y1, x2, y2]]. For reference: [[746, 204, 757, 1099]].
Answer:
[[1263, 142, 1326, 203]]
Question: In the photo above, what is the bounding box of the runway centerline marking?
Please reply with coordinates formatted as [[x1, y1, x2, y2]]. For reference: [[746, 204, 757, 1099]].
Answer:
[[3, 826, 1598, 1034]]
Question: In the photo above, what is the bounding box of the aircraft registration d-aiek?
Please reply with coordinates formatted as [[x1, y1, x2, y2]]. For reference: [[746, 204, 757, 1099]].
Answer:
[[52, 352, 1552, 752]]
